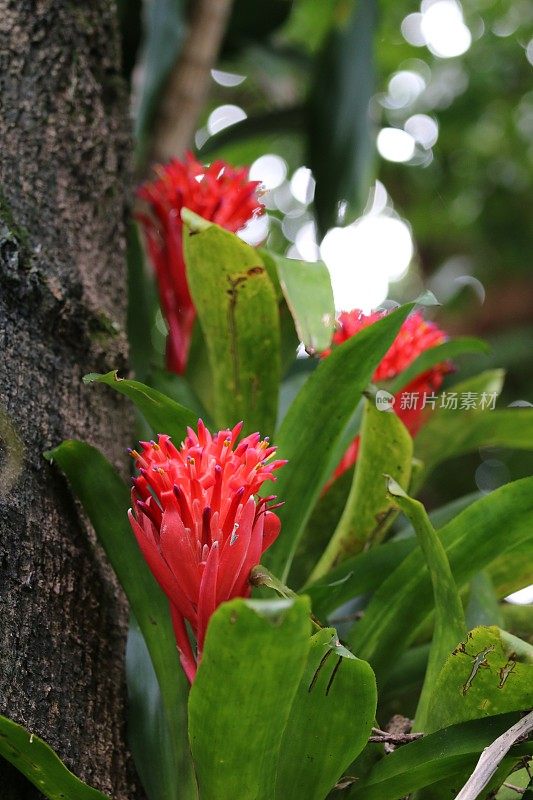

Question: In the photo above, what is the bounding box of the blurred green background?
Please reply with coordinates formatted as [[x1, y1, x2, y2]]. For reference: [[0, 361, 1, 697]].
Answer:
[[122, 0, 533, 514]]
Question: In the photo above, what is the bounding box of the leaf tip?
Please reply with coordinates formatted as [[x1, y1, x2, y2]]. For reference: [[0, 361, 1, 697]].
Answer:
[[181, 208, 213, 233], [82, 372, 101, 384], [414, 289, 441, 307], [385, 474, 407, 498]]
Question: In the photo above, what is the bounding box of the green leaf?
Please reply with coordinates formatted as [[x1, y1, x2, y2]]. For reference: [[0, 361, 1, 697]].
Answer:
[[282, 0, 340, 53], [182, 212, 280, 435], [304, 492, 481, 618], [413, 370, 533, 474], [309, 399, 413, 581], [83, 371, 197, 440], [188, 598, 311, 800], [44, 441, 194, 797], [387, 337, 490, 394], [291, 464, 353, 589], [385, 479, 466, 731], [348, 712, 532, 800], [309, 0, 378, 234], [0, 715, 110, 800], [260, 250, 335, 354], [275, 628, 377, 800], [348, 477, 533, 683], [266, 303, 414, 582], [126, 616, 186, 800], [147, 367, 212, 424], [466, 572, 505, 630], [425, 626, 533, 734], [489, 541, 533, 598]]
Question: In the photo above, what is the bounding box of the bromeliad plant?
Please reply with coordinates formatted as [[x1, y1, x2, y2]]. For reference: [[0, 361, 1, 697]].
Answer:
[[2, 156, 533, 800]]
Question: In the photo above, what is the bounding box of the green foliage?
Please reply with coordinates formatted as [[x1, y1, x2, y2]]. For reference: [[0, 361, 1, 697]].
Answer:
[[426, 626, 533, 734], [310, 399, 413, 580], [83, 371, 197, 439], [260, 250, 335, 354], [348, 712, 533, 800], [44, 441, 194, 798], [274, 628, 376, 800], [189, 598, 376, 800], [308, 0, 378, 234], [348, 477, 533, 681], [387, 337, 490, 394], [15, 6, 533, 793], [385, 479, 466, 731], [182, 212, 280, 434], [0, 715, 110, 800], [188, 598, 312, 800], [266, 303, 414, 581], [127, 616, 188, 800]]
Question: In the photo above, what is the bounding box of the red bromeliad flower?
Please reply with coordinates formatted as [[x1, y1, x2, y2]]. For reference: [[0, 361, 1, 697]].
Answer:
[[326, 309, 450, 481], [137, 153, 264, 375], [128, 420, 285, 683]]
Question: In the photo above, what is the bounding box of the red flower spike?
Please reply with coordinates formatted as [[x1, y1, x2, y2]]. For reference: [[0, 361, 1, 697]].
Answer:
[[324, 309, 451, 483], [128, 421, 285, 682], [137, 153, 264, 374]]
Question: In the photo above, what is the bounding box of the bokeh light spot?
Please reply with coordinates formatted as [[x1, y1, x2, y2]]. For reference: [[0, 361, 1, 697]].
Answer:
[[250, 155, 288, 190], [377, 128, 416, 162], [207, 104, 247, 135]]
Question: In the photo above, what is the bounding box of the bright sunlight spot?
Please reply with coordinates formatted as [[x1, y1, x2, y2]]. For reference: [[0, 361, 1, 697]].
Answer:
[[249, 154, 288, 191], [320, 213, 414, 312], [377, 128, 417, 163]]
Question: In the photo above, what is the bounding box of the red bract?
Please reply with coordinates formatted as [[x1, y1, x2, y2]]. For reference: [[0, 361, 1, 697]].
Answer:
[[128, 420, 285, 682], [326, 309, 450, 481], [137, 153, 264, 374]]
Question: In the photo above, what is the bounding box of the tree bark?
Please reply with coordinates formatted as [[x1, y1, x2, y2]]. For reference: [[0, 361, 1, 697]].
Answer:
[[0, 2, 140, 798]]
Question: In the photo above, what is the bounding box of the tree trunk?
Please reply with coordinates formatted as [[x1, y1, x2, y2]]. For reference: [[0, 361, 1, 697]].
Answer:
[[0, 2, 140, 798]]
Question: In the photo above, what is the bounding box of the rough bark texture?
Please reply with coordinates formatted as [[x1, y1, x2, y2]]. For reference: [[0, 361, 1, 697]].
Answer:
[[0, 2, 140, 798]]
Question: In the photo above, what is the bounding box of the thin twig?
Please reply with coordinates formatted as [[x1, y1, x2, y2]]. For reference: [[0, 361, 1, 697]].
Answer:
[[151, 0, 234, 163], [369, 727, 424, 746]]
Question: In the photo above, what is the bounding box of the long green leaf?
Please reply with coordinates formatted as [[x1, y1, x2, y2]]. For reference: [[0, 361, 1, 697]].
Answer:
[[304, 492, 481, 618], [387, 337, 489, 394], [348, 477, 533, 682], [126, 616, 186, 800], [188, 598, 311, 800], [266, 303, 414, 582], [414, 369, 533, 474], [83, 371, 197, 440], [309, 0, 378, 234], [465, 572, 505, 630], [0, 715, 110, 800], [348, 712, 532, 800], [45, 441, 194, 797], [275, 628, 376, 800], [182, 211, 280, 435], [425, 626, 533, 734], [386, 479, 466, 731], [309, 399, 413, 581], [260, 250, 335, 354]]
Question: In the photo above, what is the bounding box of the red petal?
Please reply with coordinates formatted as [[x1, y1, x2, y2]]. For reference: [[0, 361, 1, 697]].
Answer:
[[197, 542, 220, 653], [262, 511, 281, 552]]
